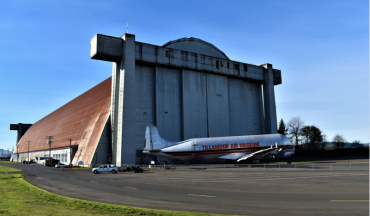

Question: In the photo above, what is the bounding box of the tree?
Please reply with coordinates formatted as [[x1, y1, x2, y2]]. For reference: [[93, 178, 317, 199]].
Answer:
[[277, 119, 287, 135], [332, 134, 346, 149], [320, 133, 328, 149], [287, 116, 304, 146], [300, 125, 323, 151], [352, 140, 361, 148], [300, 126, 311, 147]]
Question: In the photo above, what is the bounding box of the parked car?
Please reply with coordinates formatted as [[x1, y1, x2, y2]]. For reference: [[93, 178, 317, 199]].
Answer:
[[125, 165, 144, 173], [44, 159, 60, 167], [92, 164, 119, 174], [55, 162, 70, 168], [22, 159, 36, 164]]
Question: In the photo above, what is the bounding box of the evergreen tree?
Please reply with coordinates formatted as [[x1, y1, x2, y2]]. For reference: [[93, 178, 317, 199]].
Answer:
[[277, 118, 287, 135]]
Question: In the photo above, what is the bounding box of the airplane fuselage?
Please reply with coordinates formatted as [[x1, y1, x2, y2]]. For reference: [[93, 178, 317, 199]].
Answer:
[[143, 128, 294, 163]]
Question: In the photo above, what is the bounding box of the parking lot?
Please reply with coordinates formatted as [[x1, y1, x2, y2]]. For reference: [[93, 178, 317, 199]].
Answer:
[[2, 162, 369, 216]]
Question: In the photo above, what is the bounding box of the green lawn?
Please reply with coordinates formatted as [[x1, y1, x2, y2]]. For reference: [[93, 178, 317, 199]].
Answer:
[[0, 165, 22, 172], [0, 171, 229, 215], [0, 161, 18, 163]]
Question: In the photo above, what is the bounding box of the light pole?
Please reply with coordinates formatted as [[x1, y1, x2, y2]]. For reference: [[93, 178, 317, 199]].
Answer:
[[65, 138, 72, 169], [16, 144, 19, 163], [46, 136, 54, 167], [26, 141, 31, 164]]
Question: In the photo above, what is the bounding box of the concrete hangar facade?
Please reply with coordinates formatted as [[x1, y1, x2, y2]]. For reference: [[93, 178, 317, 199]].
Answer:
[[13, 33, 282, 166]]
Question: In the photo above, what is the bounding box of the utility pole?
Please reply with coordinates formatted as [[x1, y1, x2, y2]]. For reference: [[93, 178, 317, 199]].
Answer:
[[46, 136, 54, 167], [65, 138, 72, 169], [16, 144, 19, 163], [26, 141, 31, 163]]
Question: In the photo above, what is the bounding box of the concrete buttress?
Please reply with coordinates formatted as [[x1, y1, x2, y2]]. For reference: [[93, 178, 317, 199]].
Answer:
[[262, 63, 278, 134]]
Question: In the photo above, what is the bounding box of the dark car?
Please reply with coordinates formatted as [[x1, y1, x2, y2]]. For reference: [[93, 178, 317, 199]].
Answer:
[[22, 159, 36, 164], [44, 159, 60, 167], [124, 165, 143, 173]]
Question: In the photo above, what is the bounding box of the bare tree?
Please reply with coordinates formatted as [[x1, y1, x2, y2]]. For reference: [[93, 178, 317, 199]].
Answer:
[[320, 133, 328, 149], [351, 140, 361, 148], [322, 133, 328, 143], [332, 134, 346, 149], [287, 116, 304, 146]]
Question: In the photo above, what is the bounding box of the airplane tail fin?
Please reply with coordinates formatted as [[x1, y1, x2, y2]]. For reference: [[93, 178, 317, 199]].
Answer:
[[144, 125, 170, 151]]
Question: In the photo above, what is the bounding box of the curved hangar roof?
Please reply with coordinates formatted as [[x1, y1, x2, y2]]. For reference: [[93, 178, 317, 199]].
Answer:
[[15, 77, 111, 164], [163, 37, 229, 60]]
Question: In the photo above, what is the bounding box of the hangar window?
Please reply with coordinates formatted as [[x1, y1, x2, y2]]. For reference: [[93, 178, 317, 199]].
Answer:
[[234, 63, 240, 71], [166, 50, 174, 58], [220, 61, 223, 67], [227, 62, 229, 68], [181, 52, 188, 61], [215, 60, 219, 69], [244, 64, 248, 72]]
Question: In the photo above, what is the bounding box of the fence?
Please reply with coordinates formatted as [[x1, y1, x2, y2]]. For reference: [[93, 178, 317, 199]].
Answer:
[[143, 162, 369, 172]]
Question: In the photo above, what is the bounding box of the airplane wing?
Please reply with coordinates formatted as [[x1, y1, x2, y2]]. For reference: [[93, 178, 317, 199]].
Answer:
[[218, 153, 248, 160], [236, 147, 279, 162]]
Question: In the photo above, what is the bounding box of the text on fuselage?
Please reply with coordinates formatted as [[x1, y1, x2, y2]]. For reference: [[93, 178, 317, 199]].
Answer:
[[201, 142, 259, 150]]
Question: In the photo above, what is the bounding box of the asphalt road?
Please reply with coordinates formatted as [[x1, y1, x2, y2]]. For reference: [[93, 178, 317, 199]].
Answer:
[[2, 162, 369, 216]]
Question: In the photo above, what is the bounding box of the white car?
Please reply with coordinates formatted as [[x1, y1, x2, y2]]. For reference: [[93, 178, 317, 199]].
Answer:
[[55, 163, 69, 168], [92, 164, 119, 174]]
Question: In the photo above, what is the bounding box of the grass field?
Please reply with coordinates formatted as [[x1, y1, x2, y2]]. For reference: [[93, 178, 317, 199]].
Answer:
[[0, 169, 227, 215], [0, 165, 21, 172]]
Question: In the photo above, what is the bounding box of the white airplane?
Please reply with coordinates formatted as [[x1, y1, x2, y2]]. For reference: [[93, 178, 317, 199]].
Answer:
[[143, 125, 295, 163]]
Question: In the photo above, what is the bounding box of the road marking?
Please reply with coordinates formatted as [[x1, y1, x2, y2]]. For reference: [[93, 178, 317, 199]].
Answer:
[[56, 175, 59, 176], [90, 181, 98, 183], [70, 178, 75, 179], [124, 186, 137, 189], [188, 194, 215, 198], [189, 173, 369, 182], [331, 200, 369, 203]]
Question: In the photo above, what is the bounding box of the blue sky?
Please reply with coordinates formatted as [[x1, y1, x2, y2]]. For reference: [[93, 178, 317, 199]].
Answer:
[[0, 0, 368, 150]]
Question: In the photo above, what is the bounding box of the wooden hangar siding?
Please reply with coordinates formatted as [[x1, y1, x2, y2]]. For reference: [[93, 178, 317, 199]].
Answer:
[[14, 78, 112, 166]]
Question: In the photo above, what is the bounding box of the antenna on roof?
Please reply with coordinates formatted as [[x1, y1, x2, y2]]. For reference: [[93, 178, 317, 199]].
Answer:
[[126, 23, 129, 33]]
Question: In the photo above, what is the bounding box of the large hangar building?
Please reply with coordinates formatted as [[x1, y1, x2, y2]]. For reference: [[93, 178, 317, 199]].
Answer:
[[13, 33, 282, 166]]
